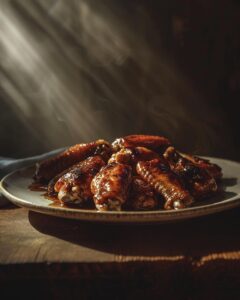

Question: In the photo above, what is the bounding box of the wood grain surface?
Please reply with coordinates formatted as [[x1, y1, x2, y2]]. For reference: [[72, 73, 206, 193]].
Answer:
[[1, 202, 240, 299]]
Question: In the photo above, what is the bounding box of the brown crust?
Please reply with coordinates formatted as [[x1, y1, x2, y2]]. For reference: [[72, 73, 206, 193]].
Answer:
[[91, 163, 132, 211], [54, 156, 105, 204], [180, 153, 222, 180], [128, 176, 159, 210], [34, 140, 112, 183], [136, 159, 193, 209], [32, 135, 223, 211], [164, 147, 218, 199], [112, 135, 171, 153], [108, 147, 159, 166]]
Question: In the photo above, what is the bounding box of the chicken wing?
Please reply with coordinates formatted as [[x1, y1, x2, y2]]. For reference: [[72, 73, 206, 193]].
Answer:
[[128, 176, 158, 210], [180, 153, 222, 180], [112, 135, 170, 153], [108, 146, 159, 165], [91, 163, 132, 211], [164, 147, 217, 199], [34, 139, 112, 183], [136, 159, 193, 209], [53, 156, 105, 205]]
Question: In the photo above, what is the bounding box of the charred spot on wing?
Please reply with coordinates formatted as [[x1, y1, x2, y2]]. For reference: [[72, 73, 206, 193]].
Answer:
[[157, 162, 170, 173], [183, 164, 200, 178]]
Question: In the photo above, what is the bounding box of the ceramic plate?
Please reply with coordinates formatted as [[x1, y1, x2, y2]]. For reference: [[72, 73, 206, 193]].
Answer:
[[1, 157, 240, 223]]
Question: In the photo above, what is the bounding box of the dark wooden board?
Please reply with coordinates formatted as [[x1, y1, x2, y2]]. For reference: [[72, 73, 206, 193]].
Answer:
[[2, 203, 240, 265], [1, 202, 240, 298]]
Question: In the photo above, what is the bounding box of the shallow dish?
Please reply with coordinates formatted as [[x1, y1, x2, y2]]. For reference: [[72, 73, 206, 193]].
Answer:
[[1, 157, 240, 223]]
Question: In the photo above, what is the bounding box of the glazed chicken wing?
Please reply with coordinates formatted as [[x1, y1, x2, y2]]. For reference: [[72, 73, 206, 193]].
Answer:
[[180, 153, 222, 180], [34, 139, 112, 183], [31, 134, 223, 212], [136, 159, 193, 209], [128, 176, 158, 210], [53, 156, 105, 205], [164, 147, 217, 199], [108, 146, 159, 165], [47, 164, 77, 196], [112, 135, 170, 154], [91, 163, 132, 211]]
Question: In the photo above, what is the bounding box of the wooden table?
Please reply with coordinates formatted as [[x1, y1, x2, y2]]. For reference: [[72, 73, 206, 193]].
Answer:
[[1, 203, 240, 299]]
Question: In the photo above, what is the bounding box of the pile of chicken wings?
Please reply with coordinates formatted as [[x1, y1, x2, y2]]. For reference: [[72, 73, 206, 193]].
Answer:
[[33, 135, 222, 211]]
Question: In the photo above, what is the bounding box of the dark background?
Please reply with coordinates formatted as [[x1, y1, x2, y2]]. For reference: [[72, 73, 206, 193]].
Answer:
[[0, 0, 239, 160]]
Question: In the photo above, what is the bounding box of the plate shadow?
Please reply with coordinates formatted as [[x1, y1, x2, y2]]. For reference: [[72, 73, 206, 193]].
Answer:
[[29, 205, 240, 258]]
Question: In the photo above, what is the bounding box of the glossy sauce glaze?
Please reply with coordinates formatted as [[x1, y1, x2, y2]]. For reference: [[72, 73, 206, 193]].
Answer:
[[29, 182, 48, 192], [29, 184, 96, 209], [30, 135, 223, 211]]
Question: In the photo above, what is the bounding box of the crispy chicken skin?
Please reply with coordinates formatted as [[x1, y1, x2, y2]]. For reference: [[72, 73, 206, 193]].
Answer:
[[47, 165, 75, 196], [180, 153, 222, 180], [128, 176, 158, 210], [108, 147, 159, 165], [136, 159, 193, 209], [91, 163, 132, 211], [32, 134, 223, 211], [164, 147, 217, 199], [112, 135, 171, 153], [54, 156, 105, 205], [34, 140, 112, 183]]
